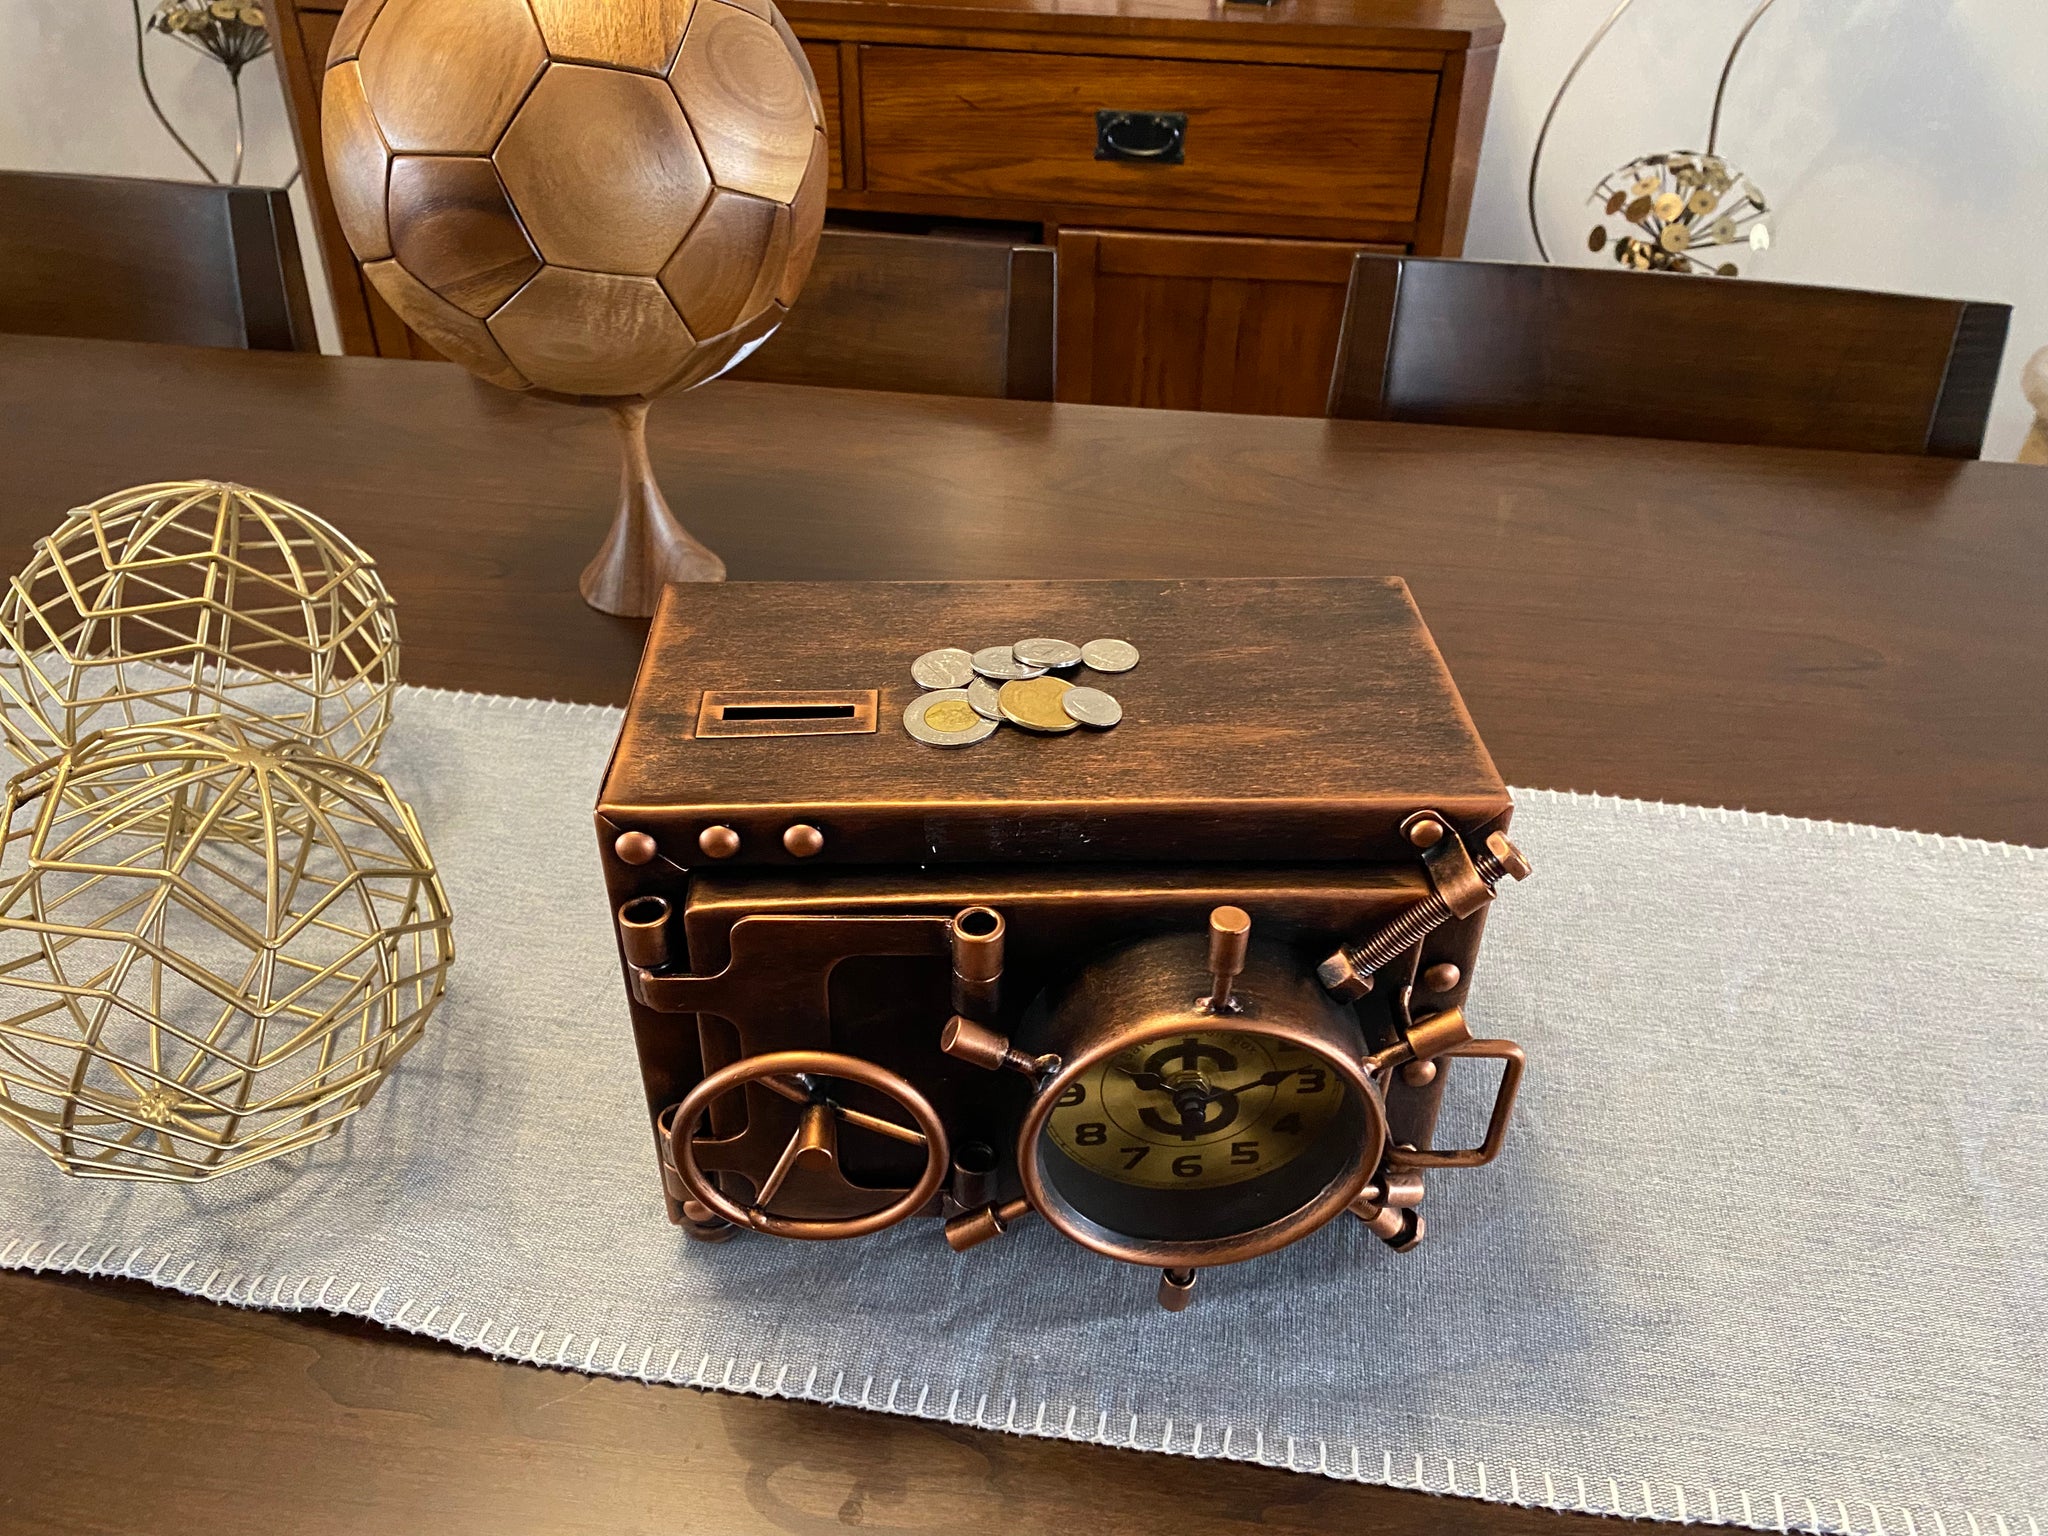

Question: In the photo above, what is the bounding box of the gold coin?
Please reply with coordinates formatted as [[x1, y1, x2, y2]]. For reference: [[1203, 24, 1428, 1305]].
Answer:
[[1688, 188, 1716, 216], [997, 676, 1078, 734], [1631, 175, 1658, 197], [1711, 217, 1737, 243], [1605, 190, 1626, 216], [1659, 223, 1691, 253], [1625, 195, 1653, 224], [1587, 225, 1608, 252], [1653, 192, 1684, 221], [922, 698, 981, 733]]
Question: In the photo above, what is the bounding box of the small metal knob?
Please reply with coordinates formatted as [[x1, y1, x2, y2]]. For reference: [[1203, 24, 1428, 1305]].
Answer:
[[1157, 1268, 1197, 1311], [783, 823, 825, 858], [1403, 814, 1446, 849], [698, 825, 740, 859], [614, 830, 658, 865], [1205, 905, 1250, 1013], [1421, 962, 1462, 993]]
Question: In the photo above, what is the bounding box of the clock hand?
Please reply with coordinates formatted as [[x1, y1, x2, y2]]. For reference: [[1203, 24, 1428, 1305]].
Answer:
[[1201, 1067, 1301, 1099]]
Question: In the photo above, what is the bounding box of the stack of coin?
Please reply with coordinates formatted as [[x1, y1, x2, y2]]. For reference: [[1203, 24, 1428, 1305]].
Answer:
[[902, 636, 1137, 747]]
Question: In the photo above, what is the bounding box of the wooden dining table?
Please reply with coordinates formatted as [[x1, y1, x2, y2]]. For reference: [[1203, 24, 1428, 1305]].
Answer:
[[0, 333, 2042, 1536]]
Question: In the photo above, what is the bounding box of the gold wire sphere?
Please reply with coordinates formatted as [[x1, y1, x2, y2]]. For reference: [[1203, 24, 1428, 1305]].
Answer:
[[0, 481, 400, 776], [0, 719, 453, 1182], [1586, 152, 1771, 277]]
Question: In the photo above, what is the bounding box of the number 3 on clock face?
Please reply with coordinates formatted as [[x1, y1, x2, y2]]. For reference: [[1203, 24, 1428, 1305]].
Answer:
[[1043, 1030, 1347, 1191]]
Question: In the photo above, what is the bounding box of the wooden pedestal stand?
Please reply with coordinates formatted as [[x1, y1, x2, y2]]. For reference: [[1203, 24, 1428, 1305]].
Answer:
[[579, 399, 726, 618]]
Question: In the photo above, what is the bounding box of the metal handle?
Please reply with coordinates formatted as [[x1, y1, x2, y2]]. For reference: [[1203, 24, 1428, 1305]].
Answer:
[[671, 1050, 950, 1239], [1383, 1038, 1525, 1170], [1096, 111, 1186, 164]]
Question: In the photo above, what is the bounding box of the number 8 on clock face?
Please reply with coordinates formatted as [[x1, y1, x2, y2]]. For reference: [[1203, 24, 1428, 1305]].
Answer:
[[1043, 1030, 1346, 1190]]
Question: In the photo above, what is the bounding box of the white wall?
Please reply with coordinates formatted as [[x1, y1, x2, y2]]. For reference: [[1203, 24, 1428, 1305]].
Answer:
[[0, 0, 340, 351], [1467, 0, 2048, 459], [2, 0, 2042, 454]]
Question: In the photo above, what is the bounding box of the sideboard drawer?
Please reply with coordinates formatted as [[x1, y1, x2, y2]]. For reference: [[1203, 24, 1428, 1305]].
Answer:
[[859, 46, 1439, 222]]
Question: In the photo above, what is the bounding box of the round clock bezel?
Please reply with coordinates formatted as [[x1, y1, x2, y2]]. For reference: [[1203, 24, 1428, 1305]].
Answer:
[[1017, 1011, 1388, 1270]]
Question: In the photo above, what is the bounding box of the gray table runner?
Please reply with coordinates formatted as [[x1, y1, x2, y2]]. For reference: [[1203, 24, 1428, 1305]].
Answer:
[[2, 686, 2041, 1534]]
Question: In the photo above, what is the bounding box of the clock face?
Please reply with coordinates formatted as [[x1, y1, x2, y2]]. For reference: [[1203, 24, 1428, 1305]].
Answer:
[[1043, 1029, 1347, 1190]]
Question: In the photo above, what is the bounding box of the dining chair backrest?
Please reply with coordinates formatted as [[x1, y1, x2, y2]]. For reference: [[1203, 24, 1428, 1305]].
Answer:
[[1326, 253, 2009, 458], [0, 170, 318, 353], [732, 227, 1055, 400]]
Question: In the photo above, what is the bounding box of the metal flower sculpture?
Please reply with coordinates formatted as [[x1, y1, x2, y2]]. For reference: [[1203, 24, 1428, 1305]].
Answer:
[[1528, 0, 1780, 279], [0, 720, 453, 1182], [133, 0, 276, 184], [1585, 152, 1770, 276]]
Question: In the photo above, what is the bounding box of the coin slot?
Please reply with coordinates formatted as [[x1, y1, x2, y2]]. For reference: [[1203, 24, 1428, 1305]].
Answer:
[[694, 689, 879, 738], [721, 704, 859, 721]]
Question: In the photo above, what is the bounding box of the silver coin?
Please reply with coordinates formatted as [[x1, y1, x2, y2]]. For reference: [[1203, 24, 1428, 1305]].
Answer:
[[967, 676, 1004, 720], [1079, 638, 1139, 673], [1013, 637, 1083, 670], [971, 645, 1045, 681], [903, 690, 999, 747], [1061, 686, 1122, 728], [911, 647, 976, 689]]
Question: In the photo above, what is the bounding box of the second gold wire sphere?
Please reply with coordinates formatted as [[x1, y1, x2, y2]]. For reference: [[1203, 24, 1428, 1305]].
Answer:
[[0, 719, 454, 1182], [0, 481, 400, 775]]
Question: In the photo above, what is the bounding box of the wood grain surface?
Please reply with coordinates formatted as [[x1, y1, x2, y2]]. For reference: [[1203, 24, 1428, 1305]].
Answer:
[[493, 63, 713, 275], [0, 335, 2044, 1536], [526, 0, 697, 73], [670, 0, 820, 204], [386, 155, 541, 316], [361, 258, 530, 389], [858, 47, 1438, 220], [487, 266, 696, 397], [318, 61, 393, 261], [352, 0, 547, 155], [660, 188, 787, 337], [1328, 255, 2011, 458], [1056, 230, 1388, 415]]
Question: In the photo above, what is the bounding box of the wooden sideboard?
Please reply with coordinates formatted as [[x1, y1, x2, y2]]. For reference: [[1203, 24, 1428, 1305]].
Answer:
[[268, 0, 1502, 415]]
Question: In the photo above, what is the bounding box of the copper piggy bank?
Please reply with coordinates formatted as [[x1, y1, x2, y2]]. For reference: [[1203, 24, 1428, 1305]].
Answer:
[[597, 577, 1530, 1310]]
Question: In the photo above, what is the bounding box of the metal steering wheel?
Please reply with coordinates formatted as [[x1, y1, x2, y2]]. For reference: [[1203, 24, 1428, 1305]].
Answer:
[[669, 1050, 950, 1240]]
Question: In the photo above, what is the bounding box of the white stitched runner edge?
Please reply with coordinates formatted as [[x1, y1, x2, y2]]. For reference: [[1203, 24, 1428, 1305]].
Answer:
[[1, 1230, 2040, 1536], [2, 681, 2040, 1533]]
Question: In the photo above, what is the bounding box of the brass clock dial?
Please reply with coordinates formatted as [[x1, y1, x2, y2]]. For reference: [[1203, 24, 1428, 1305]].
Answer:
[[1044, 1029, 1346, 1190]]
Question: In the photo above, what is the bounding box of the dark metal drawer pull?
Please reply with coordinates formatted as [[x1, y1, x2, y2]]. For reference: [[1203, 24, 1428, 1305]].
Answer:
[[1095, 111, 1186, 165]]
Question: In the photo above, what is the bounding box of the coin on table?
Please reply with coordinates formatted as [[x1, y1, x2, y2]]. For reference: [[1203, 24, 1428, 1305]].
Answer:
[[967, 676, 1004, 720], [1653, 191, 1684, 222], [911, 647, 976, 689], [971, 645, 1044, 681], [1061, 687, 1122, 729], [1013, 637, 1083, 670], [904, 690, 999, 747], [997, 676, 1079, 734], [1079, 638, 1139, 673]]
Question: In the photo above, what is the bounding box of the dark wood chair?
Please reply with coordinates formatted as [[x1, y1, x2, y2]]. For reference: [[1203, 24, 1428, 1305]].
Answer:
[[731, 228, 1055, 401], [1326, 254, 2010, 458], [0, 170, 318, 353]]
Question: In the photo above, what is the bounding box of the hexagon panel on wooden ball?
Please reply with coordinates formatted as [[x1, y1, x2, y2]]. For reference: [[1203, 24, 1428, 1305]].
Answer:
[[321, 0, 828, 403]]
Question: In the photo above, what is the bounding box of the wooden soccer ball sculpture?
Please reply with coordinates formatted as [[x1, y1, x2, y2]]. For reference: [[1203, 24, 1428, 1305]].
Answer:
[[321, 0, 829, 615]]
